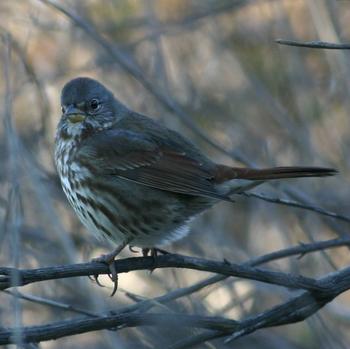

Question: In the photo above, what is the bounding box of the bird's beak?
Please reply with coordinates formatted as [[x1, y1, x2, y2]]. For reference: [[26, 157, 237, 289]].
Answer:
[[64, 105, 86, 124]]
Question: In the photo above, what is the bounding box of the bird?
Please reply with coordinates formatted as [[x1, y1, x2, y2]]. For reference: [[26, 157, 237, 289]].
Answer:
[[54, 77, 337, 295]]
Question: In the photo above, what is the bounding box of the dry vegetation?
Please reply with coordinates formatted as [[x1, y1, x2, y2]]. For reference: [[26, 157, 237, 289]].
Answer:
[[0, 0, 350, 348]]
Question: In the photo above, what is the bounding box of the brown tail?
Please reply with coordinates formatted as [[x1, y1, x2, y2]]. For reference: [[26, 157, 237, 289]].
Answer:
[[215, 165, 337, 183]]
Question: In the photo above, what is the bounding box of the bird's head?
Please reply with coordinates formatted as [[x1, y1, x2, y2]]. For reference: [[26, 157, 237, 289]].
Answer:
[[58, 77, 127, 139]]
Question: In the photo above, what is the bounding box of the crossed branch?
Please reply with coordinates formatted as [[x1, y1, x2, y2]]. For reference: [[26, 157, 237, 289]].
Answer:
[[1, 237, 350, 347]]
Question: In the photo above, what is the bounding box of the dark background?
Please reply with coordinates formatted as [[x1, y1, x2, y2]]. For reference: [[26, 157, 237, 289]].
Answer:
[[0, 1, 349, 348]]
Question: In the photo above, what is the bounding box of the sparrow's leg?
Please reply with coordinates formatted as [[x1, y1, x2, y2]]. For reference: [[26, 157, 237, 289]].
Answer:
[[141, 247, 169, 257], [92, 238, 131, 296], [141, 247, 170, 273], [142, 248, 150, 257]]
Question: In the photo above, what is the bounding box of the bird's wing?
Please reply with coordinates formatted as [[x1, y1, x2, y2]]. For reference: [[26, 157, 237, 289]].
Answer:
[[76, 129, 227, 200]]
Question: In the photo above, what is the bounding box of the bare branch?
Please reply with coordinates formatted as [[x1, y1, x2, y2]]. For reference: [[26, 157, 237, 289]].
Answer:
[[0, 221, 348, 346], [0, 26, 51, 141], [276, 39, 350, 49], [241, 192, 350, 224], [0, 313, 238, 345], [169, 266, 350, 348], [1, 259, 350, 345], [2, 234, 350, 293], [0, 253, 329, 292], [5, 237, 347, 320], [2, 290, 99, 317]]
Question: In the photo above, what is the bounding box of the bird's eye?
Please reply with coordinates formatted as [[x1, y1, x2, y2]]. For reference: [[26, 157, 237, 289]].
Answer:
[[89, 99, 100, 111], [61, 106, 66, 114]]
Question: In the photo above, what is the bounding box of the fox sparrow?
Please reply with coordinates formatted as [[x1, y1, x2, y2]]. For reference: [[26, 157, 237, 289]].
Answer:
[[54, 77, 336, 294]]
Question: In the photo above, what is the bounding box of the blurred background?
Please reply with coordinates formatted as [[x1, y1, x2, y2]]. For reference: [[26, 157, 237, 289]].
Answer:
[[0, 0, 349, 348]]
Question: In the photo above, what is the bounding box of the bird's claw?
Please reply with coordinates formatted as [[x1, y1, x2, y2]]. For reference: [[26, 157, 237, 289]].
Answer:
[[141, 247, 169, 274], [141, 247, 169, 257], [91, 254, 119, 296], [88, 274, 105, 288], [129, 245, 139, 253], [108, 261, 119, 297]]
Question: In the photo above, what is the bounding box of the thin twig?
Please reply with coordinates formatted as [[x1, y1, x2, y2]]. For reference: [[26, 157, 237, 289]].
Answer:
[[241, 192, 350, 223], [2, 290, 99, 317], [0, 26, 51, 142], [276, 39, 350, 49], [1, 31, 24, 348]]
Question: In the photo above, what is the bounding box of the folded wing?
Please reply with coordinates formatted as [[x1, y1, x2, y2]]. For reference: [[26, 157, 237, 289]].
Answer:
[[76, 129, 227, 200]]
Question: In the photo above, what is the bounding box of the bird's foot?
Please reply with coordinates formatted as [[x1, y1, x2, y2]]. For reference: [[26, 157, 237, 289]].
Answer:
[[141, 247, 169, 257], [141, 247, 169, 273], [91, 252, 119, 296], [90, 241, 130, 296]]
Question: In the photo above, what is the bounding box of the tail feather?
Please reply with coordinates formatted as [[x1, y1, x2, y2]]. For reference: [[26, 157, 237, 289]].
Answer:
[[215, 165, 337, 183]]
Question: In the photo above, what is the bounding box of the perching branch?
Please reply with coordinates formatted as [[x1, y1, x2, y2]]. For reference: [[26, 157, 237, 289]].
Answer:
[[0, 234, 350, 291], [1, 254, 350, 345], [0, 238, 349, 345], [3, 236, 349, 317], [2, 236, 350, 295], [0, 251, 347, 294]]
